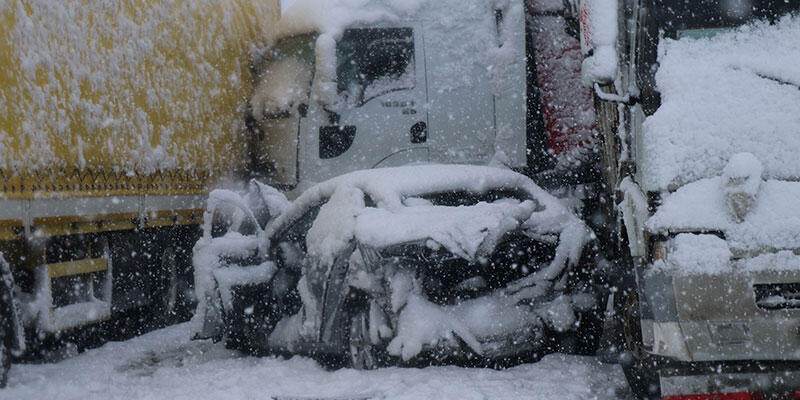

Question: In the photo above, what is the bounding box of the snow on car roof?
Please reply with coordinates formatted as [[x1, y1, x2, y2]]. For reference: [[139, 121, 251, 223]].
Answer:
[[639, 15, 800, 192], [266, 164, 589, 269]]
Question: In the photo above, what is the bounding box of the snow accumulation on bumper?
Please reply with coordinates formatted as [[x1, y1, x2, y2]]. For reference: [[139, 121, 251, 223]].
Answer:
[[648, 177, 800, 255], [640, 15, 800, 192]]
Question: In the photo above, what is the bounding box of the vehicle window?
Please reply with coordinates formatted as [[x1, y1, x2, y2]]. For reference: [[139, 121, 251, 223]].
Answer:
[[336, 27, 415, 106], [412, 188, 533, 207]]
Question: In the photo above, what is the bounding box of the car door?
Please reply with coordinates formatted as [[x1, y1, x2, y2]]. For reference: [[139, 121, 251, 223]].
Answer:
[[298, 23, 429, 183]]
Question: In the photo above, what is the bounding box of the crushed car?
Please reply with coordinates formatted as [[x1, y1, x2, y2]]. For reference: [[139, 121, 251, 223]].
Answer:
[[190, 165, 603, 368]]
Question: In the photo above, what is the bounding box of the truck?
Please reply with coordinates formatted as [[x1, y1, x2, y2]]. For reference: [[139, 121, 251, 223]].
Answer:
[[578, 0, 800, 398], [0, 0, 278, 386], [190, 0, 611, 369], [244, 0, 593, 189]]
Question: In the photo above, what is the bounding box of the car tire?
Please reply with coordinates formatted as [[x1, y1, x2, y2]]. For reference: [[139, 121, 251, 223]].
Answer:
[[620, 288, 662, 400]]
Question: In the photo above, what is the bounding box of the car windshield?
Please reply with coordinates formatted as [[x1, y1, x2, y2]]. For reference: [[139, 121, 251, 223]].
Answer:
[[654, 0, 800, 39]]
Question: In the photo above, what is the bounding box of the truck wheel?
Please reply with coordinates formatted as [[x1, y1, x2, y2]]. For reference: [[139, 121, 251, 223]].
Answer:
[[620, 288, 661, 400]]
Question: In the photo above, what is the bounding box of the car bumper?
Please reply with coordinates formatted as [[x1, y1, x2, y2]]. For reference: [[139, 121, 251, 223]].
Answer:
[[642, 266, 800, 362]]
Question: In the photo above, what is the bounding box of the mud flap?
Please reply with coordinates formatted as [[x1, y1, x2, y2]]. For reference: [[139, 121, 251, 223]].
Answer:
[[0, 253, 24, 356]]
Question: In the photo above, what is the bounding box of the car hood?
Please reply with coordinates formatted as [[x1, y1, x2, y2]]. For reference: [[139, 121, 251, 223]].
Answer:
[[639, 15, 800, 192], [354, 200, 539, 261], [647, 177, 800, 255]]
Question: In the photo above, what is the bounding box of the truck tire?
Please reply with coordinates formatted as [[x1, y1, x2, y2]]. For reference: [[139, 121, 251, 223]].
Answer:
[[620, 288, 661, 400]]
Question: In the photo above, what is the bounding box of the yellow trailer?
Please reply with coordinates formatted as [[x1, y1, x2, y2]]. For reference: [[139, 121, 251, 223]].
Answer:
[[0, 0, 277, 338]]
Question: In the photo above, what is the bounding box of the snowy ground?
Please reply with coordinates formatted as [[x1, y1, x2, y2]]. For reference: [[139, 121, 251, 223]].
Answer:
[[5, 323, 629, 400]]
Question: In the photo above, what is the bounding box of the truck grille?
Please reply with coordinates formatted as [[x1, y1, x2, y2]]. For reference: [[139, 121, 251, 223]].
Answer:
[[754, 283, 800, 310]]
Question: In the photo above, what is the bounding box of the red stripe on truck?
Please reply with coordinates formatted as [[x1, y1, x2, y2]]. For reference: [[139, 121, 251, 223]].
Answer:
[[663, 393, 758, 400]]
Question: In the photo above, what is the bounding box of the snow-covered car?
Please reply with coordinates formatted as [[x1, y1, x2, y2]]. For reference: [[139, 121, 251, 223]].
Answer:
[[191, 165, 602, 368]]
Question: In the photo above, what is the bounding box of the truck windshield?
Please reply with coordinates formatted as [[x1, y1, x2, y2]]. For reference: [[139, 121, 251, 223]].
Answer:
[[336, 27, 415, 106], [654, 0, 800, 39]]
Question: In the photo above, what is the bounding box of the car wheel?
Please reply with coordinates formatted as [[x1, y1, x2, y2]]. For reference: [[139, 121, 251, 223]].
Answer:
[[620, 288, 661, 400], [348, 311, 384, 370]]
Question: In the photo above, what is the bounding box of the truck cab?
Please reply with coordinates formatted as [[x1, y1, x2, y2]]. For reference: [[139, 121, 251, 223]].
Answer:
[[582, 0, 800, 398], [247, 0, 528, 190]]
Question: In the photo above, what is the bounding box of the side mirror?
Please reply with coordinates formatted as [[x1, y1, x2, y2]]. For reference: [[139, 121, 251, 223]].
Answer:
[[314, 34, 339, 110]]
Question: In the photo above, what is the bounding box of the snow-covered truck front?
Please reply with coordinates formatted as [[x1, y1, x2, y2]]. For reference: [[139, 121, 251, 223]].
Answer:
[[582, 0, 800, 398]]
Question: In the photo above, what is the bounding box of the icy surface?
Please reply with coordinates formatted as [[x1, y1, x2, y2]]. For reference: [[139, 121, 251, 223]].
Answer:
[[641, 16, 800, 191], [5, 323, 628, 400]]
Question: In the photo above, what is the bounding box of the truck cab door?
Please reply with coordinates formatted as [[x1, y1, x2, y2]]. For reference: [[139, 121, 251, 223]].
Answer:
[[422, 18, 496, 165], [298, 24, 429, 183]]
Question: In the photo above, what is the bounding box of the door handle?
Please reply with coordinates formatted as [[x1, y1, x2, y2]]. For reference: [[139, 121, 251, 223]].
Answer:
[[410, 121, 427, 144]]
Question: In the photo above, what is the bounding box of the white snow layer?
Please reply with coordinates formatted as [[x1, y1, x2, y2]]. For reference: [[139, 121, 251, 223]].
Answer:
[[648, 176, 800, 255], [640, 15, 800, 191], [5, 323, 627, 400], [652, 233, 733, 276], [268, 164, 589, 271]]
